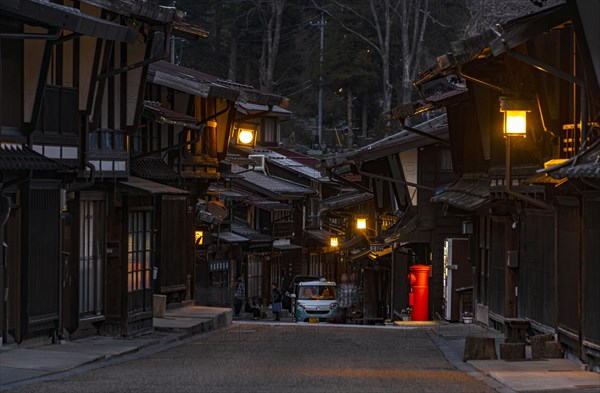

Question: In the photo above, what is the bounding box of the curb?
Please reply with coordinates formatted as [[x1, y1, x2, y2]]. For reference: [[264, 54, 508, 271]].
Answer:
[[427, 330, 517, 393]]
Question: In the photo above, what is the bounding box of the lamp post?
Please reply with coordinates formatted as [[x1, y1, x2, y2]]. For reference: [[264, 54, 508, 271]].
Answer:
[[500, 97, 553, 210]]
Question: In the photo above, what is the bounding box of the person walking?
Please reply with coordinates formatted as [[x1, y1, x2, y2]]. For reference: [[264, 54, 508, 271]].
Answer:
[[337, 273, 356, 324], [271, 282, 282, 321], [234, 276, 245, 316]]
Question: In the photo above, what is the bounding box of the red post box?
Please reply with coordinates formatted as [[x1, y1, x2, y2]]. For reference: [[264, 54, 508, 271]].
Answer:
[[408, 264, 431, 321]]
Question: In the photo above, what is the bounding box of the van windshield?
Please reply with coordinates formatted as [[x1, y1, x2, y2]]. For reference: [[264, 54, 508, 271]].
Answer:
[[298, 285, 336, 300]]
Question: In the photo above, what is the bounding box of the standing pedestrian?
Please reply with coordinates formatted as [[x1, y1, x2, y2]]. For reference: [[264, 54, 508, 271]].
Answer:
[[234, 276, 245, 316], [337, 273, 356, 324], [271, 282, 282, 321]]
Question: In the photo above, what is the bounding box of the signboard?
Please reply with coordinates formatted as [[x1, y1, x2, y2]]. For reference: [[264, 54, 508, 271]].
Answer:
[[369, 242, 385, 253]]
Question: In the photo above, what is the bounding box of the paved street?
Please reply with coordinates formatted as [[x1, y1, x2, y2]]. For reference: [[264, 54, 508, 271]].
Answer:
[[2, 322, 497, 393]]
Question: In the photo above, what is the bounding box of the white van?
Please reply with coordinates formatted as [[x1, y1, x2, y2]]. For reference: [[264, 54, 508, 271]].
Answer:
[[293, 280, 339, 323]]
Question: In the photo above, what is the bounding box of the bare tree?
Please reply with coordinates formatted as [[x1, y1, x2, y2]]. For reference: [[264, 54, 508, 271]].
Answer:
[[321, 0, 430, 118], [251, 0, 286, 92], [462, 0, 561, 38]]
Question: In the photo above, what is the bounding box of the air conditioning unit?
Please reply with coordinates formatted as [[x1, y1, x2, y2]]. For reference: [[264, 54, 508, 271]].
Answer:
[[248, 154, 266, 173]]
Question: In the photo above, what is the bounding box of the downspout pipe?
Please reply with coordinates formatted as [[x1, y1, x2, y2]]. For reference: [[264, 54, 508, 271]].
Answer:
[[505, 137, 554, 210]]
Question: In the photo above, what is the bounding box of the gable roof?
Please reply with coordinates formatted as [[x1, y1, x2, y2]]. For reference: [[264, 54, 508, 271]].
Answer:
[[148, 61, 287, 107]]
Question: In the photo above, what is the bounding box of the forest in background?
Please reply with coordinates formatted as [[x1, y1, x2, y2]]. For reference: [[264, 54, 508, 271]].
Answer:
[[159, 0, 558, 152]]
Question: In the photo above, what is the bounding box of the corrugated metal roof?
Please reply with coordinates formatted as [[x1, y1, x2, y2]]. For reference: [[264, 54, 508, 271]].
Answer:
[[324, 117, 449, 167], [1, 0, 137, 44], [237, 146, 329, 182], [304, 230, 330, 244], [143, 101, 201, 130], [0, 144, 63, 170], [414, 3, 569, 87], [119, 176, 188, 195], [214, 231, 249, 243], [322, 191, 373, 211], [148, 61, 287, 106], [390, 88, 468, 120], [231, 223, 272, 243], [79, 0, 181, 23], [230, 165, 317, 198], [430, 175, 489, 212], [237, 102, 292, 117], [130, 156, 177, 181]]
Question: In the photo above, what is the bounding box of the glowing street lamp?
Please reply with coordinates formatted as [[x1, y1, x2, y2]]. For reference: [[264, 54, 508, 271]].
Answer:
[[500, 96, 530, 138], [356, 218, 367, 230], [330, 237, 338, 248], [235, 123, 257, 147]]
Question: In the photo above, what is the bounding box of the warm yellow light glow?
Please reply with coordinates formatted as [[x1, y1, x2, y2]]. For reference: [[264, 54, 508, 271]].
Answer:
[[505, 110, 527, 136], [356, 218, 367, 230], [330, 237, 338, 247], [195, 230, 204, 245], [238, 129, 255, 145]]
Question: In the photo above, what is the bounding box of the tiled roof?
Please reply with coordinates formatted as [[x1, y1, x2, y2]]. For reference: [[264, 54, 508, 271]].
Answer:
[[430, 174, 489, 212], [545, 140, 600, 179], [0, 144, 63, 171], [130, 156, 177, 181]]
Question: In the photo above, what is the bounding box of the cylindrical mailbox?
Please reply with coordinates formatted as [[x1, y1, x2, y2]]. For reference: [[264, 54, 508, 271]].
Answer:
[[408, 264, 431, 321]]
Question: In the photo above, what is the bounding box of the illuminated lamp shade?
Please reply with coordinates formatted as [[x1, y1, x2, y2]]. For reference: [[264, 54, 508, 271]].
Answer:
[[235, 123, 257, 147], [356, 218, 367, 230], [330, 237, 338, 248], [504, 110, 527, 136]]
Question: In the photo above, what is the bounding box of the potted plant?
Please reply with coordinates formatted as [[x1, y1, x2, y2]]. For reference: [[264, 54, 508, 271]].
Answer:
[[462, 311, 473, 324], [400, 307, 412, 321]]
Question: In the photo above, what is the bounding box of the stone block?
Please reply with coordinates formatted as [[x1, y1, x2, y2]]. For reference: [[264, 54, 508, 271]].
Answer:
[[463, 336, 497, 361], [153, 294, 166, 318], [530, 333, 554, 343], [500, 343, 526, 360], [531, 334, 555, 359], [544, 341, 563, 358]]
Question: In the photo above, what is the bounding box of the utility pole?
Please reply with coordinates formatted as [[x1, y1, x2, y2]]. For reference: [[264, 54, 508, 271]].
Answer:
[[311, 10, 326, 150]]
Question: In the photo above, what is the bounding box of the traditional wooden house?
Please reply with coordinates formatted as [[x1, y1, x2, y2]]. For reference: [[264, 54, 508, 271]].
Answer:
[[410, 0, 599, 369], [323, 114, 458, 321], [0, 0, 204, 342], [138, 60, 289, 309]]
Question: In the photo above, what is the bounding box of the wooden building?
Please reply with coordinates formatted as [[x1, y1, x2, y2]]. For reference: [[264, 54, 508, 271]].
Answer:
[[409, 0, 599, 369]]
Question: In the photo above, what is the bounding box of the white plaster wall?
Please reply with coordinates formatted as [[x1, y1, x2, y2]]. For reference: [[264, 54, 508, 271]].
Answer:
[[400, 149, 418, 206]]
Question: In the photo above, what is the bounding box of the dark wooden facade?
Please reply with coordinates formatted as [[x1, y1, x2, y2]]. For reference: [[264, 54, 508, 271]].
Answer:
[[405, 0, 600, 370], [0, 0, 188, 343]]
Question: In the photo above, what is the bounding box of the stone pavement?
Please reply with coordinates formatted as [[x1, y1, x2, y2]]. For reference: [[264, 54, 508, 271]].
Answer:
[[1, 307, 599, 393], [429, 321, 600, 393], [0, 305, 232, 391]]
